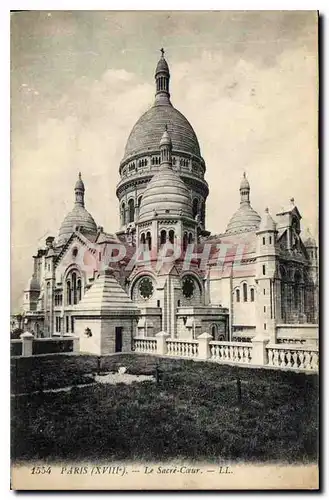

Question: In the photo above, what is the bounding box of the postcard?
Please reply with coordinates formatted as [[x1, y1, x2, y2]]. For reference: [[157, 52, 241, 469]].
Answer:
[[10, 10, 319, 490]]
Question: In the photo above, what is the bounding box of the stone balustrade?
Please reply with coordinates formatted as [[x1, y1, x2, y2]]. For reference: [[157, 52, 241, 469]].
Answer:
[[13, 330, 319, 373], [133, 337, 157, 354], [209, 341, 252, 364], [132, 333, 318, 373], [166, 338, 199, 358], [266, 344, 319, 371]]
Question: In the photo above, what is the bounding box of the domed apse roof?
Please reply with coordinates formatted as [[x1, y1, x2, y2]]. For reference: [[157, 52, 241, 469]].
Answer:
[[123, 106, 201, 160], [138, 169, 193, 222], [138, 130, 193, 222]]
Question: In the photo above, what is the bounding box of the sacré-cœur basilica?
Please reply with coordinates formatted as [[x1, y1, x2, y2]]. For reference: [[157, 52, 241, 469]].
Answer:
[[20, 51, 318, 355]]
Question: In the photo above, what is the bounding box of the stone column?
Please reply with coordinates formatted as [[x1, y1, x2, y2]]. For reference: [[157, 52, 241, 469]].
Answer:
[[197, 332, 212, 360], [20, 331, 34, 357], [251, 335, 270, 366], [156, 331, 170, 355]]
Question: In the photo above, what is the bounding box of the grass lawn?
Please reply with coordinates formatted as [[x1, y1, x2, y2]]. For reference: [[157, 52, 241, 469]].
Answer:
[[11, 354, 318, 464]]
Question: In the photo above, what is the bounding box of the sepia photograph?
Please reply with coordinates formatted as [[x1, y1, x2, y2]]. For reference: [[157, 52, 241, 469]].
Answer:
[[10, 10, 319, 490]]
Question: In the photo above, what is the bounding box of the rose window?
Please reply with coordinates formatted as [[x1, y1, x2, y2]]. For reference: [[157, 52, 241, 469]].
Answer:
[[139, 277, 154, 299]]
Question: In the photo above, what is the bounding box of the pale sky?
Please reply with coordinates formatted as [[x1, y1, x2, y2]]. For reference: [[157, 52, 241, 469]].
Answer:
[[11, 10, 318, 310]]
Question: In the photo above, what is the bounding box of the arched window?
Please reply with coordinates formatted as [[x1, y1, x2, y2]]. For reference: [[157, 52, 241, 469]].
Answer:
[[211, 324, 218, 339], [250, 288, 255, 302], [128, 199, 134, 223], [160, 230, 167, 245], [169, 230, 175, 244], [243, 283, 248, 302], [192, 198, 199, 219], [140, 233, 146, 244], [77, 279, 82, 301], [201, 201, 205, 223], [121, 202, 126, 226], [72, 272, 77, 304], [236, 289, 240, 302], [138, 196, 142, 208], [66, 281, 71, 305], [46, 282, 51, 307], [183, 232, 188, 251], [146, 231, 152, 251], [188, 232, 193, 244]]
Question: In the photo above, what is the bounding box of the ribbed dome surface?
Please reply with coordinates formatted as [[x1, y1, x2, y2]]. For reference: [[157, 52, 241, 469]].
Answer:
[[58, 205, 97, 244], [123, 104, 201, 160], [138, 166, 193, 222], [226, 203, 261, 234]]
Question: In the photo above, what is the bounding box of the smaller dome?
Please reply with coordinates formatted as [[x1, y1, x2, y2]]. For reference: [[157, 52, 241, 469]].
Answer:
[[240, 172, 250, 190], [25, 276, 40, 292], [259, 208, 276, 232], [58, 205, 97, 244], [75, 172, 84, 191], [138, 130, 193, 221], [57, 173, 97, 244], [226, 205, 261, 234], [139, 168, 193, 222]]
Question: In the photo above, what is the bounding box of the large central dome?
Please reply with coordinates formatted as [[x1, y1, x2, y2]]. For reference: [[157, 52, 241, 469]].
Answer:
[[123, 105, 201, 160], [117, 50, 209, 231], [122, 50, 201, 162]]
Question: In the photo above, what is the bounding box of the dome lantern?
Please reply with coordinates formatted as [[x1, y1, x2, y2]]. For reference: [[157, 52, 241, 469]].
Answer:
[[75, 172, 85, 207], [155, 48, 171, 105], [159, 125, 172, 164], [240, 172, 250, 204]]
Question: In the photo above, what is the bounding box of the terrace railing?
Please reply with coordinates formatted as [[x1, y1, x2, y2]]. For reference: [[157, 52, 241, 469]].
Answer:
[[209, 341, 252, 364], [13, 330, 319, 374], [132, 332, 318, 373], [266, 344, 319, 371], [166, 338, 199, 359], [133, 337, 157, 354]]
